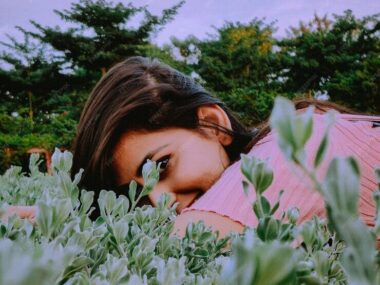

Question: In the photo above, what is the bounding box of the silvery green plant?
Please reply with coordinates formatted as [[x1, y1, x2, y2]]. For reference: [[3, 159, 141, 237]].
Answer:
[[234, 146, 344, 284], [0, 149, 229, 285], [220, 229, 300, 285], [1, 96, 379, 285], [371, 169, 380, 238], [240, 154, 298, 242], [223, 96, 379, 285], [269, 96, 380, 285]]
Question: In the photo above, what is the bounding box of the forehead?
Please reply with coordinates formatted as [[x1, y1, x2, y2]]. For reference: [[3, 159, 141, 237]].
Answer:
[[114, 128, 182, 155], [114, 127, 206, 154]]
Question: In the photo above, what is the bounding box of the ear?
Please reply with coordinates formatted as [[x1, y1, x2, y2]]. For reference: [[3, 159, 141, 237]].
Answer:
[[197, 104, 233, 146]]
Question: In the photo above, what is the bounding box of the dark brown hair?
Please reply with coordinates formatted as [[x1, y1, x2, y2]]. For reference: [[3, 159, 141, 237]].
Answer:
[[72, 56, 255, 194], [71, 56, 361, 198]]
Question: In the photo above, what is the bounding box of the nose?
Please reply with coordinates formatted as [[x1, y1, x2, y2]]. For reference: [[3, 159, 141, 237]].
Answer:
[[148, 185, 177, 208], [147, 184, 201, 214]]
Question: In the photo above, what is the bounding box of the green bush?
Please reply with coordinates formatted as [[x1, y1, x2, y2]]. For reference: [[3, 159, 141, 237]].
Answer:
[[0, 97, 379, 284], [0, 112, 77, 173], [216, 88, 295, 126]]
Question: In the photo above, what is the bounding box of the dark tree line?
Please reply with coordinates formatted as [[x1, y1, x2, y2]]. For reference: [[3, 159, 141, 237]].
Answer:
[[0, 0, 379, 172]]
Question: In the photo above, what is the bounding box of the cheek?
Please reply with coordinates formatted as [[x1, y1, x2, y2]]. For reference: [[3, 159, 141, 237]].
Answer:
[[175, 142, 224, 190]]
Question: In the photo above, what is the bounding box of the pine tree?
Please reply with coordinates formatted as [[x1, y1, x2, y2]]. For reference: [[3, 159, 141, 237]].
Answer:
[[25, 0, 184, 80], [0, 32, 68, 122], [180, 19, 278, 92], [278, 10, 380, 112]]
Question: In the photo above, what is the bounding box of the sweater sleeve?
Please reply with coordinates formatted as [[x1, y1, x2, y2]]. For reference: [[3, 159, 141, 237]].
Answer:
[[181, 113, 380, 228], [334, 114, 380, 226]]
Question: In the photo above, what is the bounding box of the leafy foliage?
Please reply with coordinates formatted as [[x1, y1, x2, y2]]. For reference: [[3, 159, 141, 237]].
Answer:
[[26, 0, 184, 76], [278, 11, 380, 113], [216, 88, 295, 126], [1, 97, 379, 284], [176, 19, 279, 92], [1, 4, 380, 170], [0, 111, 77, 173], [0, 0, 186, 172]]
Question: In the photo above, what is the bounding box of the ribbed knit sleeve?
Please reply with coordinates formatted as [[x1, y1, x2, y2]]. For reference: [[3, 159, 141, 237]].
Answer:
[[181, 113, 380, 228]]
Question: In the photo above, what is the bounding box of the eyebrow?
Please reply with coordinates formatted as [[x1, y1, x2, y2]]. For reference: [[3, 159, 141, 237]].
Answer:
[[136, 144, 170, 177]]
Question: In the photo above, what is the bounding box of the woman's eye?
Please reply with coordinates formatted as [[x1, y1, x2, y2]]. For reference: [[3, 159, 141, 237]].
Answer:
[[157, 155, 170, 174]]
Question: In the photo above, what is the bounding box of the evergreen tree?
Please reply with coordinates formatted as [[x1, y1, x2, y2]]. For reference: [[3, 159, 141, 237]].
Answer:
[[174, 19, 279, 92], [25, 0, 184, 82], [0, 0, 185, 172], [278, 10, 380, 112], [0, 32, 68, 122]]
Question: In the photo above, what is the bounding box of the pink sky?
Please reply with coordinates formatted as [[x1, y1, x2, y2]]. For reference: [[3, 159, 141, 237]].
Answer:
[[0, 0, 379, 46]]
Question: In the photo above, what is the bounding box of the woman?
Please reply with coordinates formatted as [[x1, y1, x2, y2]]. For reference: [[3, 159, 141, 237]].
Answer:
[[2, 56, 380, 239], [70, 56, 380, 238]]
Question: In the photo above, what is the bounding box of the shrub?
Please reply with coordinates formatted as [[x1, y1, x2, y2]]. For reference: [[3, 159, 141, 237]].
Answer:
[[216, 88, 295, 126]]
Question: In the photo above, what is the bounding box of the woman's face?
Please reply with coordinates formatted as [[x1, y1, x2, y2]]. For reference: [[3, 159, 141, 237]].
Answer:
[[112, 127, 231, 213]]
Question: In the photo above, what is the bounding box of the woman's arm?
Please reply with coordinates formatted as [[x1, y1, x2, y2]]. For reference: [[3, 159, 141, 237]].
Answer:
[[0, 205, 36, 223], [172, 210, 244, 239]]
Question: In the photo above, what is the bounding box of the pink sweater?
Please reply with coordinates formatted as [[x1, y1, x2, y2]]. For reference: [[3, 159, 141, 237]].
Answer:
[[182, 112, 380, 228]]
